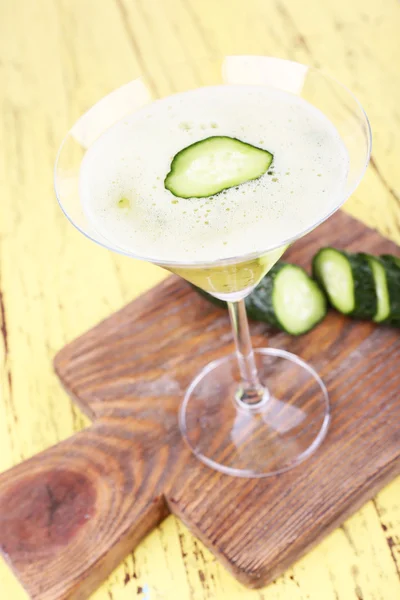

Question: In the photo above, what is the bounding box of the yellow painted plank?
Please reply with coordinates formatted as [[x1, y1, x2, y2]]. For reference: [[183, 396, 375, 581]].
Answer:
[[0, 0, 399, 599], [0, 557, 28, 600]]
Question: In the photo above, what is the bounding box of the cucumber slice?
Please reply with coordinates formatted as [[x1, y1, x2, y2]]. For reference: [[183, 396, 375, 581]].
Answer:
[[246, 263, 327, 335], [164, 136, 273, 198], [377, 255, 400, 321], [312, 248, 376, 318], [193, 261, 327, 335], [363, 255, 390, 322]]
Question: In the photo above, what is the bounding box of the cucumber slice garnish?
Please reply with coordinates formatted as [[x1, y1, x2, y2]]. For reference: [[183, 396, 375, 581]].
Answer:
[[164, 136, 273, 198], [312, 248, 377, 318], [194, 261, 327, 336]]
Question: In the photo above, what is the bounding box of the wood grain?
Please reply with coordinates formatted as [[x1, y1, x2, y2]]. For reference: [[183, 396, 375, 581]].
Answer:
[[1, 1, 400, 599], [0, 212, 399, 599]]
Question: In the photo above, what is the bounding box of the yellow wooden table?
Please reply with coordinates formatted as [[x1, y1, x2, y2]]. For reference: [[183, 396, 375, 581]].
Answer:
[[1, 0, 399, 598]]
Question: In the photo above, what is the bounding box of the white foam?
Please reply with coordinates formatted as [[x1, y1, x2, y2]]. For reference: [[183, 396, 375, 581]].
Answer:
[[79, 85, 349, 263]]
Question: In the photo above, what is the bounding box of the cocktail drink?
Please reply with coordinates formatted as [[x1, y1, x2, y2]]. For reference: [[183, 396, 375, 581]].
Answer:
[[55, 57, 371, 477]]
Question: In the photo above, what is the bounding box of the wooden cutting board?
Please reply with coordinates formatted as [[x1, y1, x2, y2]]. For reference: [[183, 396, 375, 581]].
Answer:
[[0, 211, 399, 600]]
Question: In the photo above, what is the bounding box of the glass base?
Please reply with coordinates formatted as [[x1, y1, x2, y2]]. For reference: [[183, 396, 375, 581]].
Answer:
[[179, 348, 330, 478]]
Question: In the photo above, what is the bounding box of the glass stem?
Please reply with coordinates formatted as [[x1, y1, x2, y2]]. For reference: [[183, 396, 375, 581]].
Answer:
[[227, 300, 268, 406]]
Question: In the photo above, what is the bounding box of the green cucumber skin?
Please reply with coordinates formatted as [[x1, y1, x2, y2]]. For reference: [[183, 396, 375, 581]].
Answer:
[[313, 248, 377, 318], [193, 262, 327, 335], [164, 136, 273, 199], [380, 254, 400, 269], [244, 263, 285, 329], [379, 256, 400, 321], [352, 253, 379, 318]]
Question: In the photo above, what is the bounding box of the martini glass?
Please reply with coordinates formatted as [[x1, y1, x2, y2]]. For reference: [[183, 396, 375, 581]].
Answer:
[[55, 56, 371, 478]]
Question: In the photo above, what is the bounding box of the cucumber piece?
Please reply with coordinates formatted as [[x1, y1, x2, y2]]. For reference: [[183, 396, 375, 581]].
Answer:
[[377, 255, 400, 321], [193, 261, 327, 335], [246, 263, 327, 335], [164, 136, 273, 198], [312, 248, 376, 318], [363, 255, 390, 322]]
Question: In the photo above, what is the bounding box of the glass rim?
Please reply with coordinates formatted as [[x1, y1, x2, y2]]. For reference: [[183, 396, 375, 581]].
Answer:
[[54, 56, 372, 269]]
